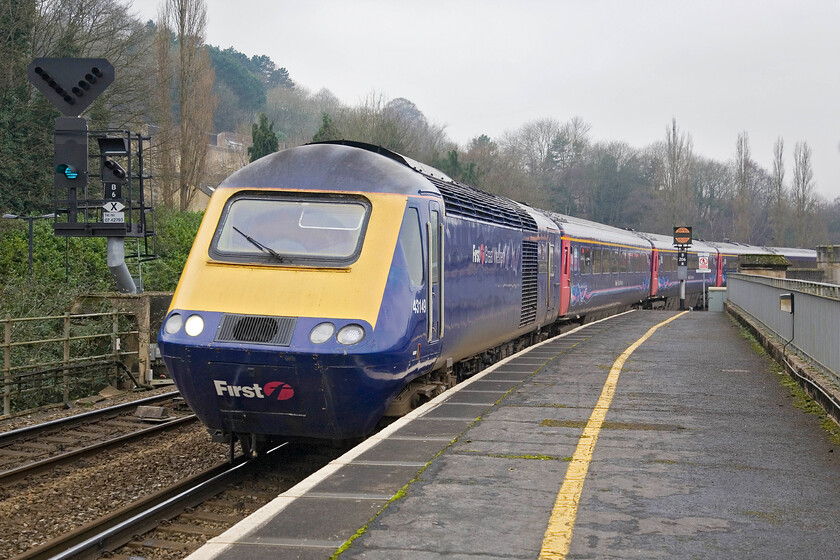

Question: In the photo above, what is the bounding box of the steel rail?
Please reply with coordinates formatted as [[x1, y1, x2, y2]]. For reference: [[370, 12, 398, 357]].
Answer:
[[0, 390, 179, 443], [0, 414, 197, 484], [17, 442, 288, 560], [10, 455, 250, 560]]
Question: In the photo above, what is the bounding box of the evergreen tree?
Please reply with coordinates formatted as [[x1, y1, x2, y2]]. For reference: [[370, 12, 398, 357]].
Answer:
[[311, 113, 340, 142], [248, 113, 279, 162]]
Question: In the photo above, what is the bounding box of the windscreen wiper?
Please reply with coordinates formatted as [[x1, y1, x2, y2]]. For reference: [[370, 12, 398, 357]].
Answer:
[[232, 226, 285, 263]]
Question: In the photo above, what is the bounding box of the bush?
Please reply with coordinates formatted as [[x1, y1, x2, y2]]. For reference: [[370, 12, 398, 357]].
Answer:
[[0, 209, 203, 318], [142, 208, 205, 292]]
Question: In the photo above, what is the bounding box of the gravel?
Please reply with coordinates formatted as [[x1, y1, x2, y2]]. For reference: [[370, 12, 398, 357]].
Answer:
[[0, 417, 228, 558]]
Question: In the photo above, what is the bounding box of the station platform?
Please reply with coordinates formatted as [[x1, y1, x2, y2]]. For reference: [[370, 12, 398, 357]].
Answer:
[[189, 310, 840, 560]]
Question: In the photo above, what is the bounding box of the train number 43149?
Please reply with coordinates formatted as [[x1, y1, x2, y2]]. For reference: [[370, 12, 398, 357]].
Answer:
[[412, 298, 427, 314]]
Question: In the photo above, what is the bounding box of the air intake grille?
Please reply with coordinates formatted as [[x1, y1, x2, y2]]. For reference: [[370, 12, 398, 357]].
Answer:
[[215, 314, 296, 346], [425, 177, 538, 232], [520, 241, 538, 327]]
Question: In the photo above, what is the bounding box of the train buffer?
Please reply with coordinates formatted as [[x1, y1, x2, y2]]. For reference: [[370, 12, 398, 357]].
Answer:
[[188, 309, 840, 560]]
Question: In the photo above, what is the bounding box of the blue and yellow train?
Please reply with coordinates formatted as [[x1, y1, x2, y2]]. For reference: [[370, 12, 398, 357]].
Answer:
[[158, 141, 815, 452]]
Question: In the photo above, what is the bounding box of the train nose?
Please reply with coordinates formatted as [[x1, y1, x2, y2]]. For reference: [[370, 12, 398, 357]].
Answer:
[[160, 310, 398, 440]]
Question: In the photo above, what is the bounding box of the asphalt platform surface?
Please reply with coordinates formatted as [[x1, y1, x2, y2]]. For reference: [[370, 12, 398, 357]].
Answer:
[[191, 310, 840, 559]]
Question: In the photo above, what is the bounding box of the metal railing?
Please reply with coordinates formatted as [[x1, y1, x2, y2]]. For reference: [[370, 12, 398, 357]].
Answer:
[[727, 274, 840, 383], [2, 311, 139, 416]]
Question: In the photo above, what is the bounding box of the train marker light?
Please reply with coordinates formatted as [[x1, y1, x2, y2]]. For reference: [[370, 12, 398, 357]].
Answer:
[[337, 324, 365, 345], [184, 314, 205, 337], [310, 322, 336, 344], [164, 313, 183, 334]]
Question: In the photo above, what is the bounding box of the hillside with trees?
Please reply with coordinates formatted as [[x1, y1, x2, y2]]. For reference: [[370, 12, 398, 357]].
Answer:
[[1, 0, 838, 314]]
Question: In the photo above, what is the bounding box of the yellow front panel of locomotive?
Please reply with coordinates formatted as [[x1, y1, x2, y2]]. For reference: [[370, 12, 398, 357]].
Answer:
[[169, 189, 407, 329]]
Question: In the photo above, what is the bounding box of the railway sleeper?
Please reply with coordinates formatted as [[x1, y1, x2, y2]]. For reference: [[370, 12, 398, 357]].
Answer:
[[158, 522, 225, 537]]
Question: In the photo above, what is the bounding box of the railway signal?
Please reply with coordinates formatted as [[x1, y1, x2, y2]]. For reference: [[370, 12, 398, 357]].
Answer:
[[673, 226, 693, 310], [53, 117, 88, 223], [27, 58, 114, 117], [28, 58, 115, 226], [26, 58, 157, 295]]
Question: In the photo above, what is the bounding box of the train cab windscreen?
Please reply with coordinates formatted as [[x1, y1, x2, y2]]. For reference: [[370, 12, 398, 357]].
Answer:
[[210, 193, 370, 265]]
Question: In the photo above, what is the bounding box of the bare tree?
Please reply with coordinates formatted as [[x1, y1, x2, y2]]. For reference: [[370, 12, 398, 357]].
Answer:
[[265, 86, 341, 148], [501, 118, 562, 177], [499, 118, 573, 208], [31, 0, 155, 128], [733, 131, 754, 242], [693, 157, 733, 240], [792, 141, 815, 246], [771, 138, 788, 244], [326, 91, 448, 163], [151, 3, 177, 207], [153, 0, 217, 210], [659, 118, 695, 227]]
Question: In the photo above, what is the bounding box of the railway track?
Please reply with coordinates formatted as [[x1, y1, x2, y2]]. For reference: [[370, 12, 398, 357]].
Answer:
[[0, 391, 195, 483], [13, 442, 342, 560]]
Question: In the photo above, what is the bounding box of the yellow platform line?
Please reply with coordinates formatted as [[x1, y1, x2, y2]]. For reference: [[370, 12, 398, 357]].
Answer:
[[539, 310, 690, 559]]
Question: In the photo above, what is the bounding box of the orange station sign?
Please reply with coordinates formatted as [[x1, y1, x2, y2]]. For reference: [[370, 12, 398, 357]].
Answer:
[[673, 226, 692, 246]]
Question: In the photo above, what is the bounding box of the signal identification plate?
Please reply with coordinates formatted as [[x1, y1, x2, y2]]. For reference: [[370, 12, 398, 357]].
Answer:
[[103, 211, 125, 223]]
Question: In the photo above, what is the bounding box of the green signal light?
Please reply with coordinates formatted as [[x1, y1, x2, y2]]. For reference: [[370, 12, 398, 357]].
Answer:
[[56, 163, 78, 179]]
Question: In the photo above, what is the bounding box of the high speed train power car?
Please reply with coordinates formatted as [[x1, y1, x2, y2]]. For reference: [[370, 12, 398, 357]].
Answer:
[[157, 141, 816, 453]]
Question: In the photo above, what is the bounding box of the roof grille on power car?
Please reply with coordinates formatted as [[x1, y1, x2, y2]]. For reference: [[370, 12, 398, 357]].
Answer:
[[424, 176, 538, 232], [216, 314, 296, 346]]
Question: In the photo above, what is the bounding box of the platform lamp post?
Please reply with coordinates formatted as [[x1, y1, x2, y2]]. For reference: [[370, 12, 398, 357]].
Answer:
[[1, 213, 56, 276]]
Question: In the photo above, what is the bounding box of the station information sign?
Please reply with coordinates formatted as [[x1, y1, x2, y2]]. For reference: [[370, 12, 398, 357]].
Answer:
[[673, 226, 692, 246]]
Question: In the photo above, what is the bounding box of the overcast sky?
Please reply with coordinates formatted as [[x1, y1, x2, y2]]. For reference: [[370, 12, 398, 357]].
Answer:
[[130, 0, 840, 201]]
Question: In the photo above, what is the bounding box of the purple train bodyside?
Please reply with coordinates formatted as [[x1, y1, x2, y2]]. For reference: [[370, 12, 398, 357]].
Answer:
[[158, 142, 816, 448]]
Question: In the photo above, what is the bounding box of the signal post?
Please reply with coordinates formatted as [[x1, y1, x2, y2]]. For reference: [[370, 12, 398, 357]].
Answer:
[[673, 226, 692, 310]]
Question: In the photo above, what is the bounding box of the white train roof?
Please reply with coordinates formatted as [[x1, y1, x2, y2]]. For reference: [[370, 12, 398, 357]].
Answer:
[[545, 212, 651, 249]]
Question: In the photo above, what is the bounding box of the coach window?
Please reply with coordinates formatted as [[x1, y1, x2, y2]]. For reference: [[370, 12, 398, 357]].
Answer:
[[610, 249, 618, 273], [549, 243, 555, 278], [399, 207, 424, 286], [592, 247, 601, 274], [581, 246, 591, 275]]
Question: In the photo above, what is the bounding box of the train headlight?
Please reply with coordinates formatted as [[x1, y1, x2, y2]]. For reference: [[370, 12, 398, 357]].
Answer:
[[163, 313, 183, 334], [184, 314, 205, 337], [309, 322, 335, 344], [336, 324, 365, 345]]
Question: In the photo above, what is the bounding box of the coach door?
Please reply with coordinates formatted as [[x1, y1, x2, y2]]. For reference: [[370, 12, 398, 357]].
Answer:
[[427, 202, 443, 343], [558, 237, 571, 316], [715, 252, 725, 287], [650, 248, 660, 296]]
